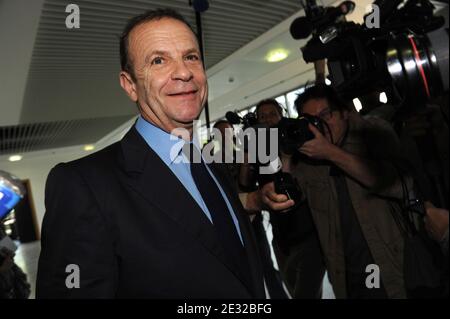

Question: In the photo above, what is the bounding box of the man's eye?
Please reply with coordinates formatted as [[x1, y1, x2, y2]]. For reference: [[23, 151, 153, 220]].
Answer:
[[186, 54, 200, 61], [151, 57, 164, 65]]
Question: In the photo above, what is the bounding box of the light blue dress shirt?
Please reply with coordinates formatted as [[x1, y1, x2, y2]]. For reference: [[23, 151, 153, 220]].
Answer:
[[135, 116, 243, 243]]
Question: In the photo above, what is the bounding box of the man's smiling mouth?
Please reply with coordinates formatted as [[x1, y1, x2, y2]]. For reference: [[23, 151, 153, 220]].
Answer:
[[168, 90, 198, 97]]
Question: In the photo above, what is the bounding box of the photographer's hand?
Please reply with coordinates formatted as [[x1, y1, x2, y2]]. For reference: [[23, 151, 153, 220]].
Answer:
[[298, 124, 338, 160], [260, 182, 295, 212], [300, 124, 379, 188]]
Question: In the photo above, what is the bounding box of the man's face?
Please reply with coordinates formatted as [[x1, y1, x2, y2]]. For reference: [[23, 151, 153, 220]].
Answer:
[[257, 103, 282, 128], [301, 98, 348, 144], [121, 18, 208, 133]]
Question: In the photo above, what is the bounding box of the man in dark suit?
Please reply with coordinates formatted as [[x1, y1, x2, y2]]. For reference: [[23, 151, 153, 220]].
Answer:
[[36, 9, 294, 299]]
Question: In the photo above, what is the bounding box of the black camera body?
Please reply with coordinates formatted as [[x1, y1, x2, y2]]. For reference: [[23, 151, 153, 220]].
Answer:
[[225, 111, 326, 210], [225, 110, 258, 130], [240, 112, 259, 130], [277, 114, 325, 154], [226, 111, 324, 155]]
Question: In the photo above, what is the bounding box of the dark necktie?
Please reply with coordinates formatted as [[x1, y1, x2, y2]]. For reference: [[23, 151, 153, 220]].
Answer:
[[183, 143, 253, 291]]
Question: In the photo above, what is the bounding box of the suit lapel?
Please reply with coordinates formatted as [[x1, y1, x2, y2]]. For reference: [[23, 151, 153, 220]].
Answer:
[[119, 127, 257, 296]]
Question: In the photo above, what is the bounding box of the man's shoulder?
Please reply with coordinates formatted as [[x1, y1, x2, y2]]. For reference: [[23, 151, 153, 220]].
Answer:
[[66, 141, 120, 167], [349, 111, 403, 161], [350, 111, 391, 129], [349, 111, 398, 140], [49, 141, 122, 182]]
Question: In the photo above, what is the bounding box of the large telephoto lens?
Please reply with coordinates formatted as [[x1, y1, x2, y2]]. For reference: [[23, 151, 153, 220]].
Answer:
[[386, 28, 449, 110]]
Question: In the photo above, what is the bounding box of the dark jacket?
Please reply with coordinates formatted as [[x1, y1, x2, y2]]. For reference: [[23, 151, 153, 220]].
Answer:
[[292, 113, 410, 298], [36, 127, 265, 299]]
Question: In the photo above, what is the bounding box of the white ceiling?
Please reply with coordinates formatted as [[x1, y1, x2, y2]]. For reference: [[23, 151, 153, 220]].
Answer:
[[1, 0, 446, 158], [21, 0, 305, 124], [0, 0, 308, 156], [205, 0, 373, 120]]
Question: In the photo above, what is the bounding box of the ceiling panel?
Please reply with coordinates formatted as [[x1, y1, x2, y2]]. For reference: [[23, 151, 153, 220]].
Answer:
[[0, 115, 133, 156], [5, 0, 305, 155], [29, 0, 303, 77]]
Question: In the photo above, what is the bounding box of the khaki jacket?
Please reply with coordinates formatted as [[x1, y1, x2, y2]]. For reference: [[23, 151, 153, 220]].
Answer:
[[292, 113, 409, 299]]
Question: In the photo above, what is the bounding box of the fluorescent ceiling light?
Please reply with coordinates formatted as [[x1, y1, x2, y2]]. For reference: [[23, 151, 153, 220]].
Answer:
[[8, 155, 23, 162], [84, 145, 95, 151], [266, 49, 289, 63]]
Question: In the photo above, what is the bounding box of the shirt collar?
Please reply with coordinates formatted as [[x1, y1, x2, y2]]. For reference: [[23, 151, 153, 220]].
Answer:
[[135, 116, 201, 165]]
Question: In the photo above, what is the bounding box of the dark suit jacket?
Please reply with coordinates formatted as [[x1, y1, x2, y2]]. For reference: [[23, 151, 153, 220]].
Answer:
[[36, 127, 265, 298]]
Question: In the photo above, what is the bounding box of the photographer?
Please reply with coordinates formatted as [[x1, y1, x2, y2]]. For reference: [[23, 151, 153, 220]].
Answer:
[[206, 117, 299, 220], [262, 84, 413, 299], [236, 99, 290, 299], [364, 93, 449, 209], [238, 99, 284, 192], [207, 120, 241, 191], [239, 98, 326, 299]]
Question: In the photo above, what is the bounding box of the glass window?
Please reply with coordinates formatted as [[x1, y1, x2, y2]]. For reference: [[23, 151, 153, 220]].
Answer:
[[196, 124, 209, 146], [275, 95, 287, 108], [238, 108, 249, 118], [286, 88, 305, 118], [275, 95, 287, 117]]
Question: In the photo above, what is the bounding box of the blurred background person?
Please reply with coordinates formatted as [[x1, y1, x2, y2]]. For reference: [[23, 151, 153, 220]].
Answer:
[[0, 223, 30, 299], [239, 98, 326, 299], [263, 84, 417, 298]]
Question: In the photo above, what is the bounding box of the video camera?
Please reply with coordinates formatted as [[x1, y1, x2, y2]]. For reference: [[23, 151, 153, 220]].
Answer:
[[225, 110, 259, 131], [291, 0, 449, 113]]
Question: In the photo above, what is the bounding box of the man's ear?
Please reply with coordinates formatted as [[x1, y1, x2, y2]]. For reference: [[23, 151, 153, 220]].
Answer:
[[119, 71, 138, 102]]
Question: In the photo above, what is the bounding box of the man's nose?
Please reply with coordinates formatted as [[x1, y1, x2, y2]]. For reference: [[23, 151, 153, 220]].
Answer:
[[172, 60, 193, 81]]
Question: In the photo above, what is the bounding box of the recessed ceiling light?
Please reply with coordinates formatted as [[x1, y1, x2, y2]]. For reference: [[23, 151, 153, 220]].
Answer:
[[84, 145, 95, 151], [8, 155, 22, 162], [266, 49, 289, 63]]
